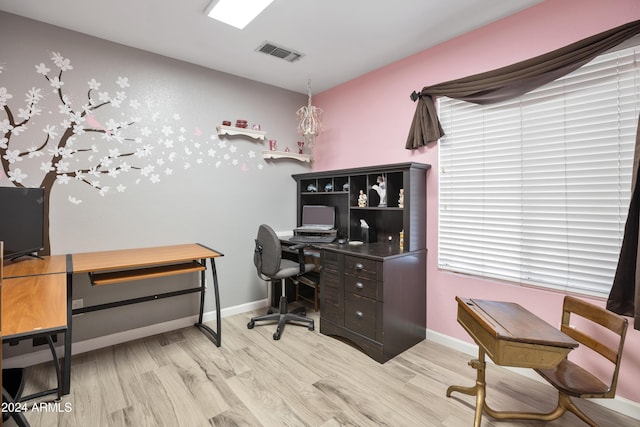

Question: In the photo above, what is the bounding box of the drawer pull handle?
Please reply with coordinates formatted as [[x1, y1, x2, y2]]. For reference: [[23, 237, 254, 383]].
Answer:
[[355, 282, 364, 289], [355, 263, 364, 270], [355, 311, 363, 318]]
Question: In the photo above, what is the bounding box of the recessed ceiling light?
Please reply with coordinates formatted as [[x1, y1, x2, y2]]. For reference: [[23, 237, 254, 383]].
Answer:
[[205, 0, 275, 30]]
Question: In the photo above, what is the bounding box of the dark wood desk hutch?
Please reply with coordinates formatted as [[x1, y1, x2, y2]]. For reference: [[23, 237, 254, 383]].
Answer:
[[293, 162, 430, 363]]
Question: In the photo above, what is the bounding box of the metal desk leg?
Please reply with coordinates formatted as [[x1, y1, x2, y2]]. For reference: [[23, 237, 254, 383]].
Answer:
[[47, 335, 63, 400], [62, 268, 73, 395], [446, 349, 487, 427], [195, 257, 221, 347], [447, 348, 573, 424], [2, 387, 30, 427]]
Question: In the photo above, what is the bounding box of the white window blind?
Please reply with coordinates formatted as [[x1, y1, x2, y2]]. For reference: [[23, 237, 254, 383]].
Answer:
[[438, 44, 640, 296]]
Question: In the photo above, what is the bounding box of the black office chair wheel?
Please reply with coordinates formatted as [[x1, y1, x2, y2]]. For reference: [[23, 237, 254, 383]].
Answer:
[[273, 329, 281, 340], [247, 320, 255, 329], [308, 324, 315, 331]]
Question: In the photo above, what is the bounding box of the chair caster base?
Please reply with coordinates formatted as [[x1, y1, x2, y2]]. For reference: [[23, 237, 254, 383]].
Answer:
[[247, 320, 255, 329]]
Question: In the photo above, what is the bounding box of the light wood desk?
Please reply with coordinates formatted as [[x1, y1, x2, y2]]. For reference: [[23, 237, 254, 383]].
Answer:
[[3, 255, 72, 401], [447, 296, 578, 426], [2, 272, 68, 407], [3, 255, 68, 279], [2, 244, 223, 399], [68, 243, 223, 395], [2, 250, 69, 426], [2, 275, 66, 339]]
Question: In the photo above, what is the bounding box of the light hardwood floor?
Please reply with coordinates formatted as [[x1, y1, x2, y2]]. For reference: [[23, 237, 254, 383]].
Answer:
[[5, 309, 637, 426]]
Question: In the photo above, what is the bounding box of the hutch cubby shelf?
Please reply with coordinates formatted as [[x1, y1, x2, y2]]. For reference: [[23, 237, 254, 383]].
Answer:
[[216, 124, 266, 140], [293, 162, 430, 250]]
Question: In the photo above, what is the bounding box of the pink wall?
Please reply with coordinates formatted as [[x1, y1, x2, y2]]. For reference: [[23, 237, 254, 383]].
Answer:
[[313, 0, 640, 404]]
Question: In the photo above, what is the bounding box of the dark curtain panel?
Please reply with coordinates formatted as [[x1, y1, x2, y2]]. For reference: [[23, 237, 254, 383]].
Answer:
[[608, 114, 640, 330], [406, 19, 640, 150]]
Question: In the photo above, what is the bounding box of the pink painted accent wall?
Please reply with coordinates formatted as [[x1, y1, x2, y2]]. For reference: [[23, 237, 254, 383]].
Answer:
[[313, 0, 640, 404]]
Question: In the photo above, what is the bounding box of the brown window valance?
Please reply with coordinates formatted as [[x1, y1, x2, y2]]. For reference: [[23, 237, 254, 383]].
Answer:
[[406, 19, 640, 150]]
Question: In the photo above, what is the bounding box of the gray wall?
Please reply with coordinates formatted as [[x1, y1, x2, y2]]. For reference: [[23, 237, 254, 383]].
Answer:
[[1, 12, 309, 355]]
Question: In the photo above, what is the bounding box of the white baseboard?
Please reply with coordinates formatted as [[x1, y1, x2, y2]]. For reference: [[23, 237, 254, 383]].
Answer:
[[2, 298, 269, 369], [426, 329, 640, 421]]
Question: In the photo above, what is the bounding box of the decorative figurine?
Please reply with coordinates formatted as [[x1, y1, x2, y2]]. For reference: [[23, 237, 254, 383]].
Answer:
[[358, 190, 367, 207], [325, 182, 333, 192], [371, 175, 387, 207], [298, 141, 305, 154], [398, 188, 404, 208]]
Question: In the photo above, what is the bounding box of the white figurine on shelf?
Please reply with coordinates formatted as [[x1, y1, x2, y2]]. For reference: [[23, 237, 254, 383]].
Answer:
[[398, 188, 404, 208], [371, 175, 387, 207], [358, 190, 367, 207]]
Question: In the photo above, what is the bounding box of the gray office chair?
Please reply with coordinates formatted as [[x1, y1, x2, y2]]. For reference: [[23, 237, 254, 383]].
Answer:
[[247, 224, 315, 340]]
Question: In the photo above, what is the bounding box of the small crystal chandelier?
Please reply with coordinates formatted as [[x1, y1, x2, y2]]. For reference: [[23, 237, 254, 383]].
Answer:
[[297, 79, 322, 147]]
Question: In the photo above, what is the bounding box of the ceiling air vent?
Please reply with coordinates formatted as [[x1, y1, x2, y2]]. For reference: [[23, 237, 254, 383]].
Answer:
[[256, 41, 304, 63]]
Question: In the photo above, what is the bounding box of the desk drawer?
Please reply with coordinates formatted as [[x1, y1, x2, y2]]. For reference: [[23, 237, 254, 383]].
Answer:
[[344, 274, 378, 300], [345, 293, 377, 339], [322, 250, 342, 272], [321, 266, 341, 290], [322, 282, 343, 324], [345, 256, 378, 280]]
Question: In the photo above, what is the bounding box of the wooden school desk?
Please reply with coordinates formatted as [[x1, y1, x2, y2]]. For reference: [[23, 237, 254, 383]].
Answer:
[[447, 296, 579, 427]]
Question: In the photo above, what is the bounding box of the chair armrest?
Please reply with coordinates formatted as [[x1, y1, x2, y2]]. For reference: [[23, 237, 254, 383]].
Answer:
[[286, 243, 313, 273], [288, 243, 308, 251]]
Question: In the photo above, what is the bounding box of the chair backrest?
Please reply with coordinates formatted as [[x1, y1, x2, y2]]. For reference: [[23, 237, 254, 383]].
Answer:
[[254, 224, 282, 279], [560, 295, 628, 397]]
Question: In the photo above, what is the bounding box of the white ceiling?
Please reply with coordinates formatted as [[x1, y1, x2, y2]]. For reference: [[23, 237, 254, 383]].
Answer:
[[0, 0, 542, 94]]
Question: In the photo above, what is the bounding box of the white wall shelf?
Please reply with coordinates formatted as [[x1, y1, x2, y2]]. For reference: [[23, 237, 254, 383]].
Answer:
[[216, 125, 266, 140], [262, 150, 311, 163]]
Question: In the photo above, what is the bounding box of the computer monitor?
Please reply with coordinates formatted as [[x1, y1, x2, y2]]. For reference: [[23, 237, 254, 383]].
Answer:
[[0, 186, 45, 260]]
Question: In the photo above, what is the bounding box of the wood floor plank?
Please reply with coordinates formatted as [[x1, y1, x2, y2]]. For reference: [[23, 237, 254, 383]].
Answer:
[[153, 364, 212, 427], [61, 359, 108, 426], [160, 340, 233, 419], [93, 347, 129, 414], [226, 368, 309, 427], [235, 346, 338, 425], [208, 402, 264, 426], [5, 309, 638, 426]]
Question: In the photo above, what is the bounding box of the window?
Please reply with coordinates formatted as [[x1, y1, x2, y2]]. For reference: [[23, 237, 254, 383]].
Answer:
[[438, 44, 640, 296]]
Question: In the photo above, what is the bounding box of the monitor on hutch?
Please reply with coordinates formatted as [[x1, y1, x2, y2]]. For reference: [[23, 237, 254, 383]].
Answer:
[[0, 186, 45, 260]]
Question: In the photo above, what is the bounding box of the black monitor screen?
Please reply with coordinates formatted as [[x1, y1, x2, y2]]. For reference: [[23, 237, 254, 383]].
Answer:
[[0, 186, 45, 259]]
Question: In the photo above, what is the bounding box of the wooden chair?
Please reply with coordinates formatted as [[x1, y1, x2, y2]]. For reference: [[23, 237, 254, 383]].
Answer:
[[533, 295, 628, 426]]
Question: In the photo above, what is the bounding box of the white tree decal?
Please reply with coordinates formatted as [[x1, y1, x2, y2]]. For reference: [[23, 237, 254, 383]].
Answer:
[[0, 53, 263, 253]]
